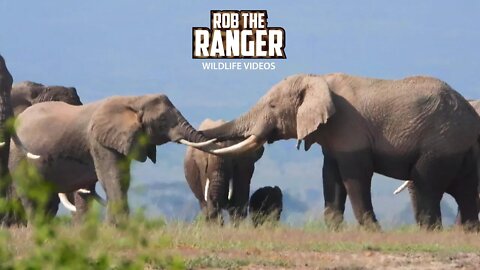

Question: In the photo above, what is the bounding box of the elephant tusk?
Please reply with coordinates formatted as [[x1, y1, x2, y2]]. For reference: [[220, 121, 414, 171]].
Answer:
[[11, 133, 41, 159], [178, 138, 217, 147], [296, 140, 302, 150], [58, 193, 77, 212], [77, 189, 107, 206], [204, 178, 210, 202], [393, 181, 411, 195], [0, 142, 4, 147], [228, 178, 233, 201], [209, 135, 265, 155], [26, 153, 41, 159]]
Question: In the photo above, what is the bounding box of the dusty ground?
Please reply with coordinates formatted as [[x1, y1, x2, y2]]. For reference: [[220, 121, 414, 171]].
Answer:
[[4, 222, 480, 269]]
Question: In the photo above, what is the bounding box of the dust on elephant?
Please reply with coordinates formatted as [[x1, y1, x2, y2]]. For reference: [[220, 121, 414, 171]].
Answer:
[[9, 94, 216, 224], [249, 186, 283, 227], [200, 73, 480, 230], [184, 119, 264, 225]]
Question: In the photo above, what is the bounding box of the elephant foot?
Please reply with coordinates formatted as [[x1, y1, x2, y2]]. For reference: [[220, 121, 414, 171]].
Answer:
[[358, 213, 381, 232], [0, 211, 26, 227], [323, 207, 344, 231]]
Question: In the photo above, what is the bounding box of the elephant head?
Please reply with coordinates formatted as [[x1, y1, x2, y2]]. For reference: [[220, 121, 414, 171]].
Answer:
[[201, 74, 335, 154], [90, 94, 215, 163], [11, 81, 82, 115]]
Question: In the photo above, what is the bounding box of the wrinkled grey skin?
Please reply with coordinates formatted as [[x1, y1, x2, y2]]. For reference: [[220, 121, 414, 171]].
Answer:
[[249, 186, 283, 227], [202, 73, 480, 230], [406, 100, 480, 225], [0, 55, 16, 225], [9, 94, 210, 224], [11, 81, 81, 115], [184, 119, 264, 225], [11, 81, 93, 222]]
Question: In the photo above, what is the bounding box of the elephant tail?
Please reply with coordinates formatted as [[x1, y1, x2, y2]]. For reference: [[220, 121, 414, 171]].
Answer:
[[10, 133, 40, 159]]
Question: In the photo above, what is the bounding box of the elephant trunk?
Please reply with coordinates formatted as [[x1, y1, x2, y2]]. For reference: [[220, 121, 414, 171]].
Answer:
[[205, 173, 229, 221], [175, 113, 211, 143], [201, 112, 256, 141]]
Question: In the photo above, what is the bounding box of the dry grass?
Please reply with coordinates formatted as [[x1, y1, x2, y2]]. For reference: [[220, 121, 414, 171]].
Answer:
[[2, 219, 480, 269]]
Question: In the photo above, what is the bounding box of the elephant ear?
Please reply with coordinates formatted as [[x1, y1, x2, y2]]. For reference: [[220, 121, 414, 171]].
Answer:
[[90, 100, 143, 158], [296, 76, 335, 149]]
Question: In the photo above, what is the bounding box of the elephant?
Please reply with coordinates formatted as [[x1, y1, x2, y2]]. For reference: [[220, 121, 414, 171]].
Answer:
[[200, 73, 480, 230], [10, 81, 105, 221], [184, 119, 264, 225], [11, 81, 82, 115], [9, 94, 216, 224], [393, 100, 480, 224], [249, 186, 283, 227]]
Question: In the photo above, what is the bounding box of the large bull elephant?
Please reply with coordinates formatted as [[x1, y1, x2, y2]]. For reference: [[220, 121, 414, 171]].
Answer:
[[200, 73, 480, 230], [393, 100, 480, 223], [9, 94, 216, 224], [184, 119, 264, 225]]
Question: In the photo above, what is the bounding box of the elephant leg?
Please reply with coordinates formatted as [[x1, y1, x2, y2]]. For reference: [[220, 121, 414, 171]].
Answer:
[[0, 139, 10, 197], [19, 192, 59, 223], [0, 138, 13, 224], [322, 154, 347, 230], [72, 183, 97, 224], [447, 151, 480, 231], [45, 195, 60, 218], [228, 179, 249, 226], [411, 185, 443, 229], [338, 155, 378, 230], [410, 153, 464, 230], [228, 205, 247, 227], [91, 143, 130, 225], [205, 200, 224, 225]]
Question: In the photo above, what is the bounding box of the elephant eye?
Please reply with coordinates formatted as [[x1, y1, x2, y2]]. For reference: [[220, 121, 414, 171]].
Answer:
[[269, 102, 276, 109]]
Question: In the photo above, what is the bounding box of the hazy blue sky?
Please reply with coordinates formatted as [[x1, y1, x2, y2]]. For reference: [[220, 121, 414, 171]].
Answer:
[[1, 1, 479, 221]]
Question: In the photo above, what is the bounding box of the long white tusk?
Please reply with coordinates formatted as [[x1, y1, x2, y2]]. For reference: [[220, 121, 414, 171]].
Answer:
[[393, 181, 411, 195], [58, 193, 77, 212], [11, 133, 40, 159], [0, 142, 5, 147], [228, 178, 233, 200], [77, 189, 91, 194], [178, 138, 217, 147], [26, 153, 41, 159], [204, 178, 210, 202], [210, 135, 265, 155]]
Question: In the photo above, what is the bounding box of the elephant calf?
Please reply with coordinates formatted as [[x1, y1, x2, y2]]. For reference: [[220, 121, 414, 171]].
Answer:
[[249, 186, 283, 227], [184, 119, 264, 225]]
